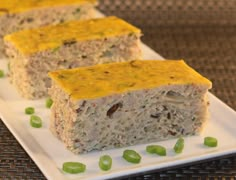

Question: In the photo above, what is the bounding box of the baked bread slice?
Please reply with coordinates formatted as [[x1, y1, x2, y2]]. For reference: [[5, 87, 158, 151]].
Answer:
[[4, 16, 142, 99], [48, 60, 212, 154], [0, 0, 97, 57]]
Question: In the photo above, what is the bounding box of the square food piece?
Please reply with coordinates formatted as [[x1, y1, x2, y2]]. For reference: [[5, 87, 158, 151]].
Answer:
[[0, 0, 97, 57], [48, 60, 212, 154], [4, 16, 142, 99]]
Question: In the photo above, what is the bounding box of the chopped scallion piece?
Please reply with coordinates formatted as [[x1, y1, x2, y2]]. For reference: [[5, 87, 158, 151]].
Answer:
[[99, 155, 112, 171], [146, 145, 166, 156], [146, 145, 156, 154], [174, 137, 184, 153], [123, 149, 141, 164], [52, 46, 60, 53], [75, 8, 80, 13], [30, 115, 42, 128], [25, 107, 35, 115], [46, 98, 53, 108], [0, 69, 4, 78], [204, 136, 218, 147], [62, 162, 86, 174], [155, 146, 167, 156]]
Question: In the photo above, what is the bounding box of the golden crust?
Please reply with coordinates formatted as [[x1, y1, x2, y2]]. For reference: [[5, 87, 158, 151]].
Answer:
[[4, 16, 141, 55], [0, 0, 97, 15], [48, 60, 212, 100]]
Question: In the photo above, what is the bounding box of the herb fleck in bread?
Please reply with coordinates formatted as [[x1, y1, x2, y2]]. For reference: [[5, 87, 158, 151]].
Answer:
[[4, 16, 142, 99], [48, 60, 212, 154], [0, 0, 97, 57]]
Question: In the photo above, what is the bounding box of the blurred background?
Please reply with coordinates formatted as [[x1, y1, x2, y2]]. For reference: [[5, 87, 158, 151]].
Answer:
[[1, 0, 236, 179]]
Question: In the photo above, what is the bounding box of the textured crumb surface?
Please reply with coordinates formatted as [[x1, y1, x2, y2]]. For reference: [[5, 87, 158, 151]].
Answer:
[[0, 0, 97, 58], [5, 17, 142, 99], [48, 60, 212, 154]]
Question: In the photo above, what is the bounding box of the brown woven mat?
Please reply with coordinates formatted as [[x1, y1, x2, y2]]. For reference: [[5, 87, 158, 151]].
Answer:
[[100, 0, 236, 110], [1, 0, 236, 179]]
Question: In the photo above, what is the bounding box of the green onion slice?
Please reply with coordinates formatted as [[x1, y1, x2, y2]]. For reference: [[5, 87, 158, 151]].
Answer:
[[123, 149, 141, 164], [25, 107, 35, 115], [146, 145, 166, 156], [30, 115, 42, 128], [0, 69, 4, 78], [46, 98, 53, 108], [174, 137, 184, 153], [62, 162, 86, 174], [204, 136, 218, 147], [146, 145, 157, 154], [99, 155, 112, 171]]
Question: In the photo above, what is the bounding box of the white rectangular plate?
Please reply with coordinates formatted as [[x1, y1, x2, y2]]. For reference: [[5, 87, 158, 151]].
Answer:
[[1, 44, 236, 180]]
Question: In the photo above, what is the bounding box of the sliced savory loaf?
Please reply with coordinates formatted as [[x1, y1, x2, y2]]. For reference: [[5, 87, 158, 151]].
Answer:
[[4, 16, 142, 99], [0, 0, 98, 58], [48, 60, 212, 154]]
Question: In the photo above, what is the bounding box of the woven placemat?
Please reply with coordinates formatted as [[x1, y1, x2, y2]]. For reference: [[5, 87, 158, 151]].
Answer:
[[99, 0, 236, 110], [1, 0, 236, 179]]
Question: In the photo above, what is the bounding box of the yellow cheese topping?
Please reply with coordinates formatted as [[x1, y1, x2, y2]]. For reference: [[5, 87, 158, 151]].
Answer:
[[48, 60, 212, 100], [0, 0, 97, 15], [4, 16, 141, 55]]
